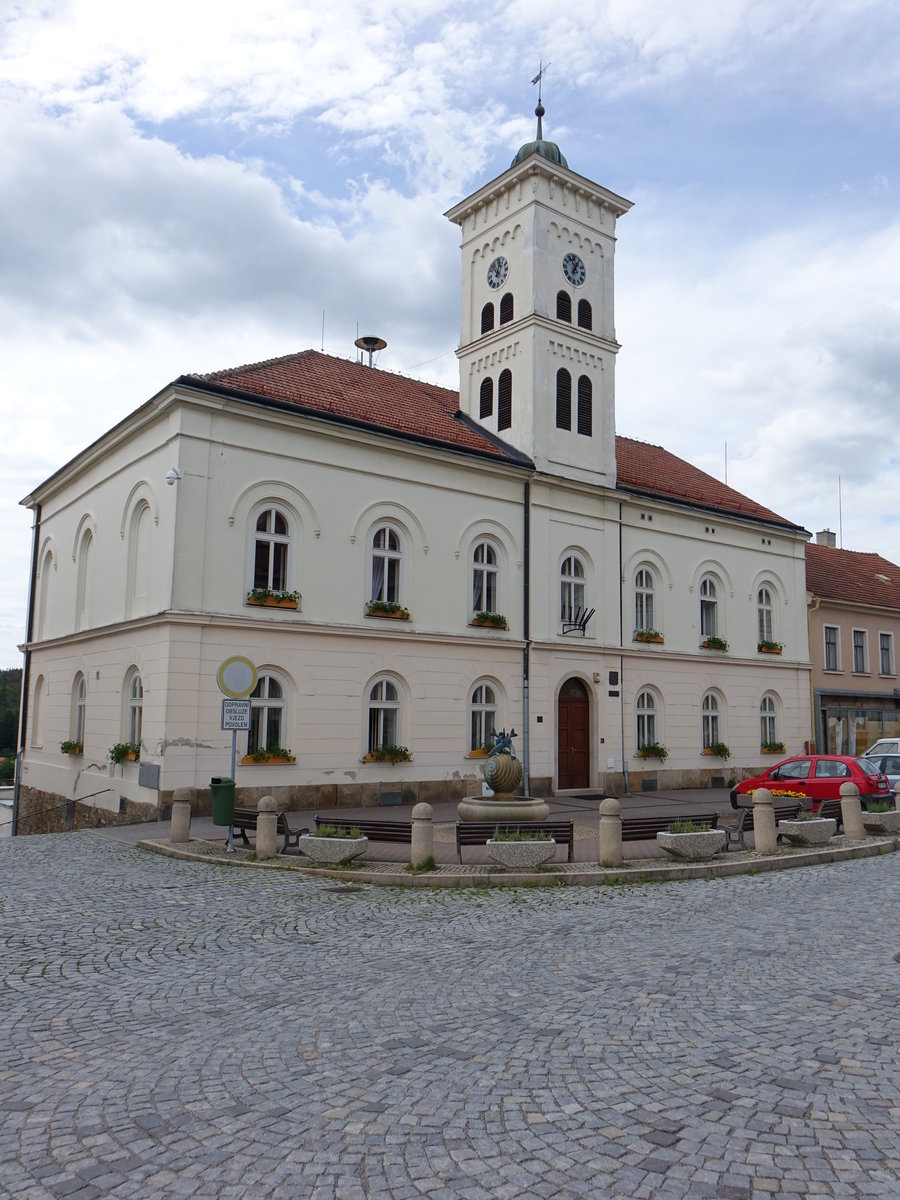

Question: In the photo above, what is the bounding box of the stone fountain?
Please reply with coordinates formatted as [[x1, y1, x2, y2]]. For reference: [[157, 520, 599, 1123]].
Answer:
[[457, 729, 550, 822]]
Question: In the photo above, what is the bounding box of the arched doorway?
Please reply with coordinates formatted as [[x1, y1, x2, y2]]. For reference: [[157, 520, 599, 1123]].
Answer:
[[558, 677, 590, 790]]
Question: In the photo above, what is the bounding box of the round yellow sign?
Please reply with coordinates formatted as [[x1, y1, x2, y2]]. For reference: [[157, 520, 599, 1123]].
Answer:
[[216, 656, 257, 698]]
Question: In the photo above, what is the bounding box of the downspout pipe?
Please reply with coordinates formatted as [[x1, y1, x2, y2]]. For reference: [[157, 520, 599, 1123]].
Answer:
[[522, 480, 531, 794], [618, 502, 629, 794], [14, 502, 41, 836]]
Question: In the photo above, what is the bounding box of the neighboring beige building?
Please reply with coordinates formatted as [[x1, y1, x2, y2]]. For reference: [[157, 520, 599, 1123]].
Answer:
[[806, 532, 900, 753], [14, 109, 814, 831]]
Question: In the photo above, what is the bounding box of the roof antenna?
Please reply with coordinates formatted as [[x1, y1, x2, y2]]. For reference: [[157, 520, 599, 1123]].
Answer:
[[354, 335, 387, 368], [321, 309, 325, 353]]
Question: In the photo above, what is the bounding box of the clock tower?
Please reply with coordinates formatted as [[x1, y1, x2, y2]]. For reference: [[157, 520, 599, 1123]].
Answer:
[[445, 104, 632, 486]]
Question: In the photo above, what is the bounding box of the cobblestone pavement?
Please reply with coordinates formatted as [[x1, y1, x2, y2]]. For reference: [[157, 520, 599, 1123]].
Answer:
[[1, 833, 898, 1200]]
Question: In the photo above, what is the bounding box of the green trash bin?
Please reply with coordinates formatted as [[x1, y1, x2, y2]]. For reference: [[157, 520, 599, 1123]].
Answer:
[[210, 777, 235, 826]]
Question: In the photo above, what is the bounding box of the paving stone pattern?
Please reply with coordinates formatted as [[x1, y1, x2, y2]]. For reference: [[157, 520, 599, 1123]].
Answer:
[[1, 832, 898, 1200]]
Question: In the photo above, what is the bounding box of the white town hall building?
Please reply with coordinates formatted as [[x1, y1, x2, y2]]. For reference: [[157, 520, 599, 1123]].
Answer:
[[15, 107, 812, 830]]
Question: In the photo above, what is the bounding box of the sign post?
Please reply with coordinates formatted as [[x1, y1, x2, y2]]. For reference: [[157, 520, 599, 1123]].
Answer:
[[216, 657, 258, 852]]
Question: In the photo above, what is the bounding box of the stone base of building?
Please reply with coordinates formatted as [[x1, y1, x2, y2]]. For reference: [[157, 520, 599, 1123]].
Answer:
[[15, 785, 161, 836]]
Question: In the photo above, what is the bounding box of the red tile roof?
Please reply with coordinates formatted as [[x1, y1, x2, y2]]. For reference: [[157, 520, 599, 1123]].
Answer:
[[182, 349, 518, 463], [614, 435, 799, 529], [805, 542, 900, 609], [182, 350, 800, 529]]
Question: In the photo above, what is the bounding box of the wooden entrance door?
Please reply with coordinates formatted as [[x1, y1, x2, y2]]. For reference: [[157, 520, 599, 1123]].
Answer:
[[558, 678, 590, 790]]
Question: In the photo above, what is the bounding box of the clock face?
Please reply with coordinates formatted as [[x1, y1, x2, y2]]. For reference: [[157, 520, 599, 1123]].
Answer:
[[486, 256, 509, 289], [562, 252, 586, 287]]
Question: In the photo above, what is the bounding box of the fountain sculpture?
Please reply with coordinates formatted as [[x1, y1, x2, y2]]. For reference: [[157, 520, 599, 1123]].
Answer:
[[456, 728, 550, 822]]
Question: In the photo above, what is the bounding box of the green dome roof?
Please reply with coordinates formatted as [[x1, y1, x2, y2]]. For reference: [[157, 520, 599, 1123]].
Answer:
[[511, 102, 568, 169]]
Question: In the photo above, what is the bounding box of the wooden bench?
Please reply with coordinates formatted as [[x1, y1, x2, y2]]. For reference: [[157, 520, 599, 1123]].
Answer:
[[314, 816, 413, 844], [456, 821, 574, 864], [719, 802, 802, 850], [619, 812, 719, 842], [232, 807, 309, 853], [812, 798, 843, 826]]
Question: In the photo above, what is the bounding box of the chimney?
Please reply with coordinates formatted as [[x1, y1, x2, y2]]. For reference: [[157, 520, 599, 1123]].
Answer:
[[816, 529, 837, 548]]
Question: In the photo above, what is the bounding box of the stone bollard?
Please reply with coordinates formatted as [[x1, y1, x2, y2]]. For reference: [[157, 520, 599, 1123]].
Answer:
[[839, 781, 865, 839], [170, 787, 192, 843], [410, 802, 434, 867], [256, 795, 279, 860], [751, 787, 778, 855], [598, 796, 623, 866]]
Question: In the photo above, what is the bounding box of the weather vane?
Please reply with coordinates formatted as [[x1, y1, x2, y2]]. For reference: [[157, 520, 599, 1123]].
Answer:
[[531, 60, 551, 104]]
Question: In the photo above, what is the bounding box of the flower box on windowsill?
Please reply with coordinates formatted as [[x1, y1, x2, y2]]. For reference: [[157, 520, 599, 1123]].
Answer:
[[471, 612, 508, 631], [363, 745, 412, 765], [466, 748, 489, 759], [365, 602, 411, 621], [758, 642, 783, 655], [635, 743, 668, 762], [240, 753, 296, 765], [701, 637, 729, 652], [761, 743, 785, 755], [633, 630, 664, 644], [60, 742, 83, 756]]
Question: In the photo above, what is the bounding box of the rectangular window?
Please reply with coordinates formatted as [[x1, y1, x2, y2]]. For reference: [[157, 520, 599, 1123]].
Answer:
[[824, 625, 839, 671], [880, 632, 894, 676], [852, 629, 868, 673]]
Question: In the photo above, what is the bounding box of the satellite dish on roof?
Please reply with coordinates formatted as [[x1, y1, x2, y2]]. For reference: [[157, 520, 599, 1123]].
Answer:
[[354, 335, 387, 367]]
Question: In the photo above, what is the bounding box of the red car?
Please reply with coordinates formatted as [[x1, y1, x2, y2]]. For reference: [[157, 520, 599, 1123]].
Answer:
[[730, 755, 890, 811]]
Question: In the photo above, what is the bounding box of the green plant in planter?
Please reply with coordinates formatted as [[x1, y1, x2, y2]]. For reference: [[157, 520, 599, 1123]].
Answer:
[[108, 742, 141, 764], [633, 628, 663, 642], [491, 827, 552, 842], [792, 809, 817, 821], [247, 745, 295, 762], [60, 740, 83, 754], [762, 740, 786, 753], [701, 635, 729, 651], [706, 741, 731, 759], [247, 588, 301, 604], [367, 743, 412, 764], [864, 800, 893, 813], [365, 600, 410, 618], [313, 823, 364, 839], [638, 741, 668, 761], [473, 611, 508, 629], [758, 640, 783, 653], [667, 819, 705, 834]]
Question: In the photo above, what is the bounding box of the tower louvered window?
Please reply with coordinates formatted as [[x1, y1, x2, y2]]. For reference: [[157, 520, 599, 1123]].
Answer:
[[577, 375, 592, 436], [577, 299, 592, 330], [497, 369, 512, 431], [481, 303, 494, 334], [499, 293, 514, 325], [479, 377, 493, 419], [556, 291, 572, 322], [556, 369, 572, 429]]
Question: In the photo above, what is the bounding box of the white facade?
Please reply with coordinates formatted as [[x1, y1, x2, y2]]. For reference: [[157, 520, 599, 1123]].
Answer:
[[15, 119, 813, 829]]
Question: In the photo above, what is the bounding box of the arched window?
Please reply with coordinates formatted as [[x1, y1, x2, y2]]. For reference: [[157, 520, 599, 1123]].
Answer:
[[127, 502, 152, 618], [480, 302, 494, 334], [248, 675, 285, 754], [636, 690, 657, 750], [31, 674, 44, 747], [760, 694, 778, 748], [479, 377, 494, 419], [368, 678, 400, 751], [577, 375, 592, 436], [700, 577, 718, 638], [127, 672, 143, 746], [577, 298, 592, 330], [499, 293, 514, 325], [634, 569, 655, 633], [472, 541, 498, 614], [556, 291, 572, 322], [560, 555, 585, 625], [37, 548, 53, 640], [497, 369, 512, 431], [253, 507, 290, 592], [469, 683, 498, 752], [555, 369, 572, 430], [757, 586, 774, 644], [72, 674, 87, 747], [75, 530, 93, 631], [370, 525, 402, 603], [702, 692, 720, 750]]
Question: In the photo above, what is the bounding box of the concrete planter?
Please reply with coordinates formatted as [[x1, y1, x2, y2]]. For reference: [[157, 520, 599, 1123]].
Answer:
[[861, 809, 900, 835], [298, 835, 368, 864], [778, 818, 837, 846], [486, 839, 556, 870], [656, 829, 726, 860]]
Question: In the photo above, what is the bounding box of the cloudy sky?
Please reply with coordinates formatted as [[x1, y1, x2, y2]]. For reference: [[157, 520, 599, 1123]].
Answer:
[[2, 0, 899, 666]]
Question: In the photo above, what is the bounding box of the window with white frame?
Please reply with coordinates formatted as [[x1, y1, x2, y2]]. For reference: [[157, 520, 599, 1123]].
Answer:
[[127, 672, 143, 746], [370, 525, 402, 603], [852, 629, 868, 673], [757, 586, 774, 643], [880, 632, 894, 676], [636, 690, 657, 750], [701, 692, 720, 750], [469, 683, 498, 752], [37, 548, 53, 640], [253, 507, 290, 592], [75, 530, 93, 631], [368, 678, 400, 751], [634, 568, 655, 632], [472, 541, 498, 614], [700, 577, 718, 638], [248, 675, 285, 753], [560, 555, 585, 625], [824, 625, 840, 671], [760, 693, 778, 747], [73, 674, 86, 746]]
